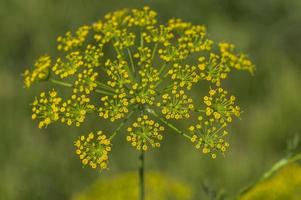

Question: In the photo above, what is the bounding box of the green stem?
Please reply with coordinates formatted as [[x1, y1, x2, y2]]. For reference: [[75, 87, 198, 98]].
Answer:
[[194, 109, 206, 113], [96, 81, 116, 92], [140, 30, 144, 48], [50, 79, 72, 87], [151, 43, 158, 61], [95, 89, 115, 96], [127, 48, 136, 73], [154, 63, 168, 88], [146, 108, 191, 140], [50, 79, 114, 96], [139, 150, 145, 200], [109, 110, 135, 140]]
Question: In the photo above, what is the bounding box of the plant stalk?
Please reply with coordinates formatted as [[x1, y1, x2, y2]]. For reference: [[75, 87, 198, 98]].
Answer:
[[139, 150, 145, 200]]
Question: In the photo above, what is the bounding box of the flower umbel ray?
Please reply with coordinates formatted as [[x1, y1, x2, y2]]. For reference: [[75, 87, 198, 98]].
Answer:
[[24, 6, 254, 170]]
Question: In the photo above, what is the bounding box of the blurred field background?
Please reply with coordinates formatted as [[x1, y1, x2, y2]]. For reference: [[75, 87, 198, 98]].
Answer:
[[1, 0, 301, 199]]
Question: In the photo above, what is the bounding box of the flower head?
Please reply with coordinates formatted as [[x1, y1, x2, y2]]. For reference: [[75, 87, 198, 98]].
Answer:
[[189, 117, 229, 159], [99, 94, 129, 122], [127, 115, 164, 151], [57, 25, 90, 51], [60, 94, 95, 126], [25, 7, 254, 169], [73, 68, 98, 94], [158, 90, 194, 119], [74, 131, 111, 170], [23, 56, 51, 88], [204, 87, 240, 124], [31, 89, 62, 128], [52, 51, 83, 78]]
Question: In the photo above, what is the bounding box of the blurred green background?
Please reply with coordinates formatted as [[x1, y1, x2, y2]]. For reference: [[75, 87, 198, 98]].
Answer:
[[1, 0, 301, 199]]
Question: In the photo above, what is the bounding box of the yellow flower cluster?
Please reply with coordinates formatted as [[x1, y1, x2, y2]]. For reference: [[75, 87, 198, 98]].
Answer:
[[99, 94, 129, 122], [74, 131, 111, 170], [52, 51, 83, 78], [60, 94, 95, 127], [83, 44, 103, 68], [73, 68, 98, 94], [204, 87, 240, 123], [168, 63, 200, 90], [219, 43, 254, 74], [23, 56, 51, 88], [189, 117, 229, 159], [144, 25, 173, 45], [105, 59, 131, 88], [25, 7, 254, 169], [129, 83, 156, 105], [134, 46, 152, 65], [31, 90, 62, 128], [198, 54, 229, 87], [126, 115, 164, 151], [157, 90, 194, 119], [198, 43, 254, 86], [125, 7, 157, 27], [113, 30, 135, 50], [57, 25, 90, 51]]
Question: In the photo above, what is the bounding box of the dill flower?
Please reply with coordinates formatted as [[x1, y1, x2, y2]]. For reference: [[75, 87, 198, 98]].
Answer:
[[24, 7, 254, 170], [31, 89, 62, 128], [189, 117, 229, 159], [157, 90, 194, 119], [127, 115, 164, 151], [52, 51, 83, 78], [99, 94, 129, 122], [60, 94, 95, 127], [73, 68, 98, 94], [74, 131, 111, 170], [23, 55, 51, 88], [203, 87, 240, 123], [57, 25, 90, 51]]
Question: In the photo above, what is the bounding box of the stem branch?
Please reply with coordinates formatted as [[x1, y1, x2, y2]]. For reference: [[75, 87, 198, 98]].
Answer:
[[146, 108, 191, 140]]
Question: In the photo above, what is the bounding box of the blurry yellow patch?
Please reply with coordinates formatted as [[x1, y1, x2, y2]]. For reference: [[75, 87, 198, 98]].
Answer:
[[240, 163, 301, 200], [72, 172, 192, 200]]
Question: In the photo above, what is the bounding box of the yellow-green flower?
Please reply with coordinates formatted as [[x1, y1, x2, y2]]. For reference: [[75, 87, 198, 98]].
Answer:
[[24, 7, 254, 169], [99, 94, 129, 122], [127, 115, 164, 151], [157, 90, 194, 119], [31, 89, 62, 128], [189, 117, 229, 159], [74, 131, 111, 170], [23, 55, 51, 88], [57, 25, 90, 51], [73, 68, 98, 94], [52, 51, 83, 78], [60, 94, 95, 127], [204, 87, 240, 123]]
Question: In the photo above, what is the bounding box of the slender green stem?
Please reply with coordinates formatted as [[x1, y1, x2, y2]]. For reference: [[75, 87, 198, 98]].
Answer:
[[140, 30, 144, 48], [50, 79, 115, 96], [96, 81, 116, 92], [154, 63, 169, 88], [194, 109, 206, 113], [139, 150, 145, 200], [151, 43, 158, 61], [109, 110, 135, 140], [95, 89, 115, 96], [50, 79, 72, 87], [158, 63, 167, 75], [146, 108, 191, 140], [127, 48, 136, 73]]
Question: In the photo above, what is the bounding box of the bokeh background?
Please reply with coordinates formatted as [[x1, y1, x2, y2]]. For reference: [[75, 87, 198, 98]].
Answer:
[[1, 0, 301, 199]]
